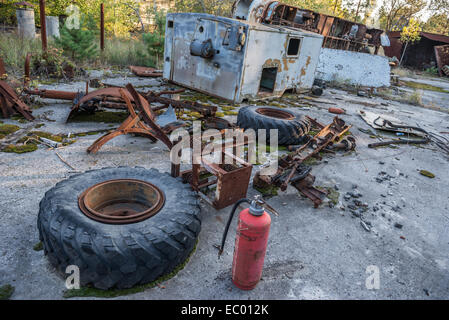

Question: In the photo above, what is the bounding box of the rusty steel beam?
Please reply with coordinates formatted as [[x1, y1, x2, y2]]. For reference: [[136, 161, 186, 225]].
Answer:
[[39, 0, 47, 52]]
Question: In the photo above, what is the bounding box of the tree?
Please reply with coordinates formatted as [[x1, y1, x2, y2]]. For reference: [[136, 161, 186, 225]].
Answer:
[[423, 14, 449, 35], [378, 0, 426, 31], [399, 17, 421, 65], [341, 0, 376, 23], [423, 0, 449, 35]]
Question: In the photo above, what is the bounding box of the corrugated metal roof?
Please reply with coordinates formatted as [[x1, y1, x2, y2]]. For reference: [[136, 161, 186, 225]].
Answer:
[[388, 31, 449, 44]]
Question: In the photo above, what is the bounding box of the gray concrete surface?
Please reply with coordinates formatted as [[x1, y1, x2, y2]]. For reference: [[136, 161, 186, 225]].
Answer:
[[316, 48, 390, 87], [0, 71, 448, 300]]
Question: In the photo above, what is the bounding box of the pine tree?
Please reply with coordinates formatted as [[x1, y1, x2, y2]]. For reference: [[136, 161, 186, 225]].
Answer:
[[55, 15, 98, 61]]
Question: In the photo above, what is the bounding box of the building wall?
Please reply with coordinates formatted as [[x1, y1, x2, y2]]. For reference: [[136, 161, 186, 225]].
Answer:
[[315, 48, 390, 87]]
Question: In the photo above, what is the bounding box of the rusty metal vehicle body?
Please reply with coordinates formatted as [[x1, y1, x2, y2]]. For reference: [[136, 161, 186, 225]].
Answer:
[[234, 0, 383, 54], [163, 9, 323, 103]]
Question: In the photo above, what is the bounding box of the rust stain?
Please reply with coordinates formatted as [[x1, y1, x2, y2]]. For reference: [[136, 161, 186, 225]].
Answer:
[[305, 56, 311, 67], [263, 58, 282, 72]]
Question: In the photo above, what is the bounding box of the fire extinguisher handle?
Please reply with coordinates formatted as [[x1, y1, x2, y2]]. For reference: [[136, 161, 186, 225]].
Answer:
[[217, 198, 250, 257]]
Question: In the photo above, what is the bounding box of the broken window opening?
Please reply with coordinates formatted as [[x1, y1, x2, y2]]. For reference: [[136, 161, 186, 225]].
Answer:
[[168, 21, 174, 28], [287, 38, 301, 56], [259, 67, 278, 94]]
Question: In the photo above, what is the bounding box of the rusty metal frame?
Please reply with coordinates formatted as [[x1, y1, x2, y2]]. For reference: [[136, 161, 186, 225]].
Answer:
[[87, 86, 178, 154], [171, 130, 253, 210]]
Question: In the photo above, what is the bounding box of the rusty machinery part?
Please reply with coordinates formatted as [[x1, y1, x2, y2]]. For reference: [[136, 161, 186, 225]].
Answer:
[[190, 39, 216, 59], [254, 116, 351, 207], [87, 86, 178, 154], [172, 130, 253, 210], [129, 65, 163, 77], [86, 85, 186, 154], [126, 84, 173, 149], [237, 106, 311, 145], [78, 179, 165, 224], [329, 135, 356, 151], [37, 167, 201, 290], [67, 87, 153, 122], [145, 91, 217, 118], [0, 80, 34, 120]]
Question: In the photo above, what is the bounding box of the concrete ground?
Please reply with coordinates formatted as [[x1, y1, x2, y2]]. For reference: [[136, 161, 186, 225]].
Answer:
[[0, 71, 448, 300]]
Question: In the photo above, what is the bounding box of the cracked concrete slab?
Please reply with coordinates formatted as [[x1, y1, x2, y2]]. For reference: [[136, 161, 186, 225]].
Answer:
[[0, 72, 448, 300]]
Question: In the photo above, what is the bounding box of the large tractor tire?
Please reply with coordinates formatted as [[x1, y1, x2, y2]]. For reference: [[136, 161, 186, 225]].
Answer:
[[37, 167, 201, 290], [237, 106, 311, 145]]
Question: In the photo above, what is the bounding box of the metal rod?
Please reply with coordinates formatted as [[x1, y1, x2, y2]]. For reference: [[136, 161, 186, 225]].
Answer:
[[39, 0, 47, 52], [100, 3, 105, 51]]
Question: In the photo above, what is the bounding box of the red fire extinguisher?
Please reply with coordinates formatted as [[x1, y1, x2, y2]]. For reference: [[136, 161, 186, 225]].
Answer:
[[218, 197, 272, 290]]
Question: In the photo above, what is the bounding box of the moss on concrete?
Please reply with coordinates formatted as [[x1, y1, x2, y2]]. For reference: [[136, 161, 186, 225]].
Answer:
[[325, 187, 340, 205], [10, 115, 28, 123], [223, 111, 238, 116], [0, 124, 20, 136], [0, 284, 14, 300], [33, 241, 43, 251], [254, 184, 279, 197], [403, 81, 449, 93], [31, 131, 64, 142], [63, 240, 198, 299], [70, 111, 129, 123], [2, 143, 38, 153], [419, 170, 435, 178]]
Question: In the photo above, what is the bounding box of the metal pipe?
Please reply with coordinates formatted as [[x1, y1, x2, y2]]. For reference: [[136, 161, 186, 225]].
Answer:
[[39, 0, 47, 52]]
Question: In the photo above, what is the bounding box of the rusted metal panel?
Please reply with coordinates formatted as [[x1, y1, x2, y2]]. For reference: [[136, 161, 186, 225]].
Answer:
[[434, 44, 449, 77], [164, 12, 323, 102], [164, 13, 247, 102]]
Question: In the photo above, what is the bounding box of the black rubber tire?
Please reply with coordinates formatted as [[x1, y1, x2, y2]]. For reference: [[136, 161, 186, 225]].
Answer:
[[237, 106, 311, 145], [37, 167, 201, 290]]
